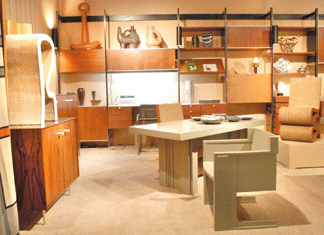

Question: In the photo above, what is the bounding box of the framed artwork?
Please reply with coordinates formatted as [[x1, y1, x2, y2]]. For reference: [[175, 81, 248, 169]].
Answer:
[[185, 62, 199, 72], [203, 64, 217, 72]]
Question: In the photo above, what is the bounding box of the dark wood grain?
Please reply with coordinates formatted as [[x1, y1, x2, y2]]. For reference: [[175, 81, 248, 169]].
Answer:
[[227, 27, 270, 48]]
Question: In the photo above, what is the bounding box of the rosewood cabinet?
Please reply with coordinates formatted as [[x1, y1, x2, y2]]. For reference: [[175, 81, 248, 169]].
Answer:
[[108, 106, 133, 129], [182, 104, 228, 119], [10, 118, 79, 224]]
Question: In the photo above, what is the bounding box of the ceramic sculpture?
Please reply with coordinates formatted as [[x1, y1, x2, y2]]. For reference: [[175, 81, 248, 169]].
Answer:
[[70, 3, 102, 50], [145, 26, 163, 48], [117, 26, 140, 49], [279, 36, 299, 52]]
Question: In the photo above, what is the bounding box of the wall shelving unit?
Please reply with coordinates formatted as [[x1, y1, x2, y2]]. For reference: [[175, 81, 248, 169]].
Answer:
[[57, 8, 323, 140]]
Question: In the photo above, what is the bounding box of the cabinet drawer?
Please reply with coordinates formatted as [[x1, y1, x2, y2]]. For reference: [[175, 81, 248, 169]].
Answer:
[[108, 107, 133, 129], [200, 104, 227, 115], [182, 105, 201, 119]]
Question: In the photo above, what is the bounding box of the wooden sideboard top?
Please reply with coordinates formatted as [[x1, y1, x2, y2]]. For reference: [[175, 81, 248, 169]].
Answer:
[[10, 117, 76, 130]]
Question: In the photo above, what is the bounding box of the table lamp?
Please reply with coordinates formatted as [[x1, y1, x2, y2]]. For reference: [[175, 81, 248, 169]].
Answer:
[[275, 81, 285, 96], [252, 57, 259, 74]]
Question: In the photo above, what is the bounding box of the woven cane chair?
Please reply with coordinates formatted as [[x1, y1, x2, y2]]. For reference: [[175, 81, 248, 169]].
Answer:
[[279, 77, 322, 142]]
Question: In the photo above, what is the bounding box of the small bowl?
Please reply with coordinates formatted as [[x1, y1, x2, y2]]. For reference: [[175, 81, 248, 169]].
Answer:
[[90, 100, 101, 106]]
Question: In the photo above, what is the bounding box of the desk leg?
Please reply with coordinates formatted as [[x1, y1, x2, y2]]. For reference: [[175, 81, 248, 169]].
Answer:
[[159, 139, 197, 195]]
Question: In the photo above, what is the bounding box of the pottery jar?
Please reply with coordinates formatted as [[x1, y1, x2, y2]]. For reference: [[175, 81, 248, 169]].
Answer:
[[146, 26, 163, 48]]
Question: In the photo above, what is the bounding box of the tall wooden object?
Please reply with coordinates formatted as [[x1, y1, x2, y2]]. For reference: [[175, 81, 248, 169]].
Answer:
[[10, 118, 79, 226], [6, 34, 58, 126]]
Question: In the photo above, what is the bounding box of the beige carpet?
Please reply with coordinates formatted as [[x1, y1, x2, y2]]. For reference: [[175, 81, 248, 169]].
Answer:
[[20, 146, 324, 235]]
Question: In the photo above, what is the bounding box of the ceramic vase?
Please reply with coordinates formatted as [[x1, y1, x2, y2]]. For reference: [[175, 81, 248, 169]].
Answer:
[[146, 26, 163, 48], [117, 26, 140, 49], [78, 88, 85, 106], [202, 32, 213, 47], [192, 36, 199, 48]]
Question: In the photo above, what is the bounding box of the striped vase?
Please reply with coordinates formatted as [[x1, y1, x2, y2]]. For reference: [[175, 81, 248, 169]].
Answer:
[[202, 32, 213, 47]]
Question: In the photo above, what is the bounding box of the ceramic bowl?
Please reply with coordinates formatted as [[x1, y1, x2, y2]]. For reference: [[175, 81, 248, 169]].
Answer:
[[90, 100, 101, 106]]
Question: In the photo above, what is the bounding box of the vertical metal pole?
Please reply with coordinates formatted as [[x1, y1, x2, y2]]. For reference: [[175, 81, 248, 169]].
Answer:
[[104, 10, 110, 147], [315, 8, 319, 77], [224, 8, 228, 104], [270, 7, 274, 134], [177, 8, 181, 103]]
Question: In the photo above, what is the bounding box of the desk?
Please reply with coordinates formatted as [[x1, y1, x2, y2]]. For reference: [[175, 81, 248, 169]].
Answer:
[[129, 119, 265, 195]]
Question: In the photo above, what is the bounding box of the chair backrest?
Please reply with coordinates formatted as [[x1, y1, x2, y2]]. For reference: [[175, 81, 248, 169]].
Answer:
[[138, 104, 157, 125], [156, 103, 184, 123], [289, 77, 322, 109]]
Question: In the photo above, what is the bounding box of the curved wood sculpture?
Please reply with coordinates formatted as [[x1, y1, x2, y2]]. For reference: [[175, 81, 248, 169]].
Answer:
[[70, 3, 102, 50], [6, 34, 58, 126]]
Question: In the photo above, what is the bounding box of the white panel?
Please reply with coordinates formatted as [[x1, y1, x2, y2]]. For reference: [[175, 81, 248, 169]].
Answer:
[[0, 79, 9, 128]]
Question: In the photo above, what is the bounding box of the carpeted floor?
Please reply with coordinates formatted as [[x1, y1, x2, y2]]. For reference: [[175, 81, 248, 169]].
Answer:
[[20, 146, 324, 235]]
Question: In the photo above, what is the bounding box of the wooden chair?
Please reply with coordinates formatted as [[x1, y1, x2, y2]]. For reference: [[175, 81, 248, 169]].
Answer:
[[156, 103, 184, 123], [279, 77, 322, 142], [203, 128, 278, 231]]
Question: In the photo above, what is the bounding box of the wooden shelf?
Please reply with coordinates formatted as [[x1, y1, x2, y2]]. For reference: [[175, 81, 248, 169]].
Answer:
[[179, 59, 225, 74], [228, 47, 271, 51], [274, 52, 315, 56], [180, 47, 225, 52], [182, 27, 224, 32], [273, 72, 316, 76], [107, 48, 176, 71], [278, 26, 314, 32], [59, 48, 176, 73], [227, 26, 270, 48]]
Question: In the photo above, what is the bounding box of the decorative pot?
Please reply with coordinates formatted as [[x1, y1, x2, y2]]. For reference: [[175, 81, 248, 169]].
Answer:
[[192, 36, 199, 48], [279, 36, 299, 52], [202, 32, 213, 47], [117, 26, 140, 49], [146, 26, 163, 48], [77, 88, 85, 106]]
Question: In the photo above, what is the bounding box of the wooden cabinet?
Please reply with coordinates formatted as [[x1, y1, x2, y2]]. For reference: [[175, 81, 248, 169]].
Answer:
[[200, 103, 227, 115], [108, 106, 133, 129], [182, 104, 227, 119], [182, 104, 201, 119], [227, 74, 272, 103], [10, 118, 79, 224], [319, 27, 324, 63], [78, 106, 108, 141]]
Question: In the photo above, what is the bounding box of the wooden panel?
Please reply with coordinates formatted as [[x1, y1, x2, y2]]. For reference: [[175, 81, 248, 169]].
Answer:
[[108, 107, 133, 129], [200, 104, 227, 115], [78, 106, 108, 140], [59, 49, 105, 73], [11, 129, 46, 211], [182, 104, 201, 119], [227, 74, 271, 103], [227, 27, 270, 48], [107, 49, 176, 71], [319, 28, 324, 62], [179, 59, 225, 74]]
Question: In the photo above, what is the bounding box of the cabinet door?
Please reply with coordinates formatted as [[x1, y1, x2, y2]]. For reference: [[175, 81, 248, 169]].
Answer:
[[61, 119, 79, 188], [108, 107, 133, 129], [319, 28, 324, 63], [200, 104, 227, 115], [42, 125, 65, 209], [227, 74, 271, 103], [78, 106, 108, 140], [182, 105, 200, 119], [227, 27, 270, 47]]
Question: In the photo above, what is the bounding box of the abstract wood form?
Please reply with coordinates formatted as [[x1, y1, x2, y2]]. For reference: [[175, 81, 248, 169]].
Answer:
[[70, 3, 102, 50], [6, 34, 58, 126]]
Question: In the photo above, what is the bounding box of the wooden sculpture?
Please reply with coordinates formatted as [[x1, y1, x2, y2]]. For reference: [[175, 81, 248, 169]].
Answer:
[[70, 3, 102, 50]]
